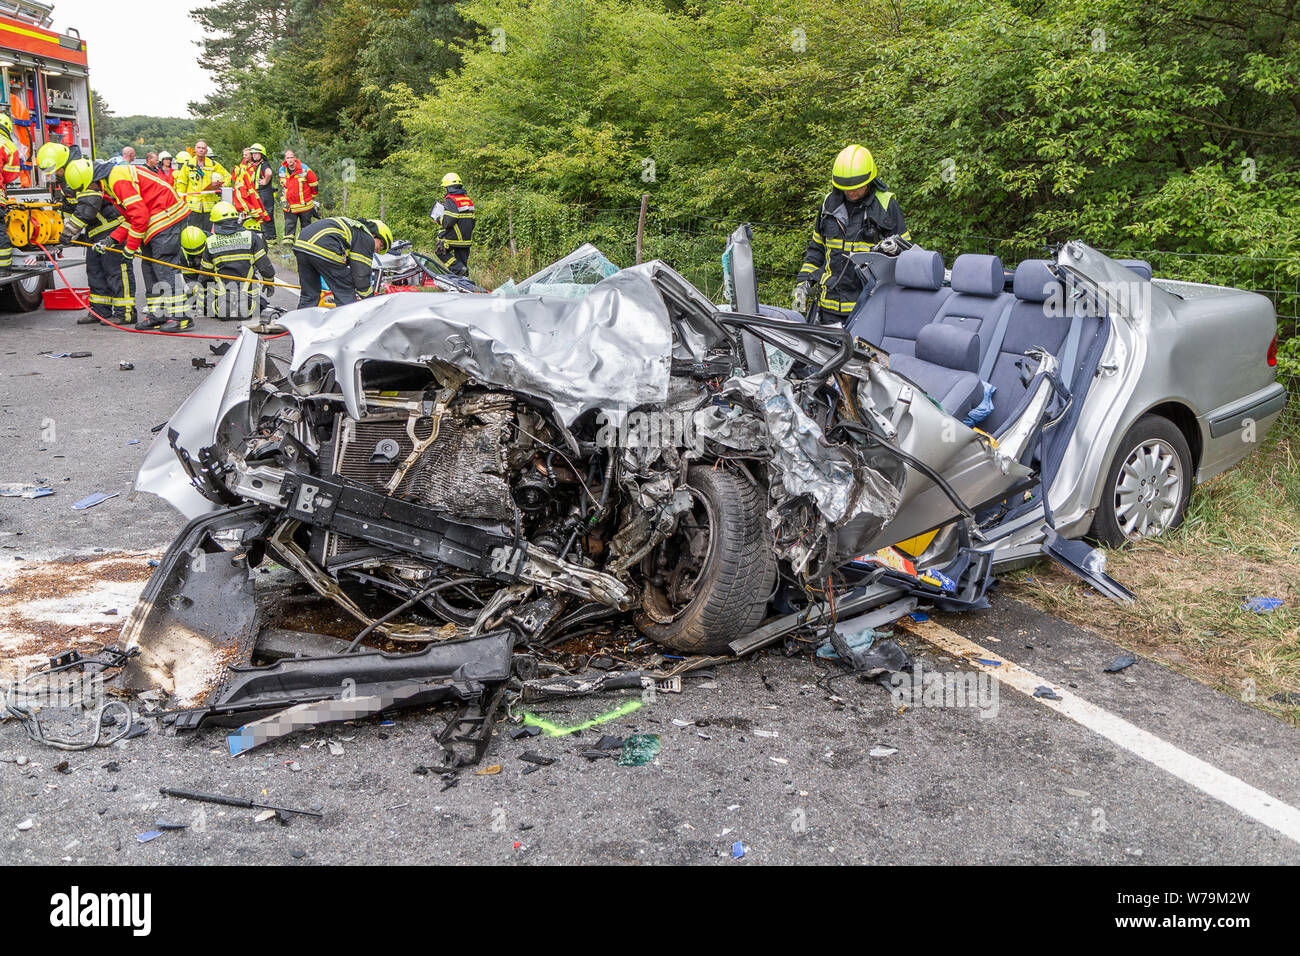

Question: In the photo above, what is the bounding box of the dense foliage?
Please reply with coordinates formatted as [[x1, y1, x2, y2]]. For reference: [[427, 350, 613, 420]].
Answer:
[[185, 0, 1299, 374]]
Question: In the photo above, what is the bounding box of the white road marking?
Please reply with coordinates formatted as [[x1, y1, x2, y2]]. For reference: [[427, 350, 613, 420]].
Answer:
[[904, 618, 1300, 847]]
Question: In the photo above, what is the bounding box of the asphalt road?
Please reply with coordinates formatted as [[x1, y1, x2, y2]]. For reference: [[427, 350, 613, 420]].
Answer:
[[2, 276, 1299, 865]]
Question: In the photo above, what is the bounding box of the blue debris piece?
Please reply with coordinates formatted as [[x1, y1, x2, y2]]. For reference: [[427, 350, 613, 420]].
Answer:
[[816, 627, 880, 660], [136, 830, 164, 843], [909, 612, 930, 622], [1033, 685, 1062, 700], [71, 492, 119, 510], [1103, 654, 1137, 673], [731, 841, 747, 859], [973, 657, 1002, 667], [1242, 596, 1283, 614]]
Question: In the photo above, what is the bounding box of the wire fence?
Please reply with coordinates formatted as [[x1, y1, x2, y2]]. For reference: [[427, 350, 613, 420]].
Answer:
[[472, 201, 1298, 433]]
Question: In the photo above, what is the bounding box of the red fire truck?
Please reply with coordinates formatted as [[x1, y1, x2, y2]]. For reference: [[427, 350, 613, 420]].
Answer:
[[0, 0, 94, 311]]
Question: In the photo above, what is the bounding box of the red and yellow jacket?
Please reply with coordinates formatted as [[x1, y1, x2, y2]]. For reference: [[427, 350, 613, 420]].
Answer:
[[104, 164, 188, 251], [0, 136, 21, 198], [279, 160, 317, 213], [233, 161, 269, 221]]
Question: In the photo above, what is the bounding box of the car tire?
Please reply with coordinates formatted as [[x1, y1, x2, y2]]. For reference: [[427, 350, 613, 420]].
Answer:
[[0, 268, 50, 312], [635, 465, 776, 654], [1089, 414, 1193, 547]]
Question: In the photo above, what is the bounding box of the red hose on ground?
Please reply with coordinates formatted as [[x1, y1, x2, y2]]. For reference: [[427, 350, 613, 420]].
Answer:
[[34, 242, 290, 341]]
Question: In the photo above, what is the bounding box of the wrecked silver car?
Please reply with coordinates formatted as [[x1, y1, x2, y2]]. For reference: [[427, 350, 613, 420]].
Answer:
[[124, 234, 1283, 714]]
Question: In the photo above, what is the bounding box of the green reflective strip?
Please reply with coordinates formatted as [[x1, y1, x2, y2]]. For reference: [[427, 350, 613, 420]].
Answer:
[[520, 699, 643, 737], [817, 294, 857, 313]]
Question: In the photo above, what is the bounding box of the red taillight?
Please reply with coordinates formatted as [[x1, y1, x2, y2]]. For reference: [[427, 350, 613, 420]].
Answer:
[[1267, 334, 1278, 367]]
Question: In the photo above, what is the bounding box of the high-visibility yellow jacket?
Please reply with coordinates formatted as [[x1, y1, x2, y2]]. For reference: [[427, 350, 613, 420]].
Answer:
[[174, 155, 231, 215]]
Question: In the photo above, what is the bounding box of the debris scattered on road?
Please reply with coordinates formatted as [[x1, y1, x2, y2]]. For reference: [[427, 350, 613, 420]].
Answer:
[[16, 818, 34, 831], [159, 786, 323, 818], [475, 764, 502, 775], [1241, 596, 1283, 614], [869, 746, 898, 757], [118, 361, 134, 371], [1033, 686, 1063, 700], [191, 357, 214, 369], [0, 482, 53, 499], [1103, 654, 1137, 673], [731, 840, 747, 859], [136, 830, 165, 843], [70, 492, 118, 510], [616, 734, 661, 766]]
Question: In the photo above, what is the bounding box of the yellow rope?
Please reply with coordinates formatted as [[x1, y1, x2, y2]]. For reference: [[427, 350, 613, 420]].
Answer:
[[69, 238, 302, 290]]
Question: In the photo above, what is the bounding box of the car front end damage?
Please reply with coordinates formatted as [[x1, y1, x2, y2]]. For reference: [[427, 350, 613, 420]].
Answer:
[[122, 240, 1140, 755]]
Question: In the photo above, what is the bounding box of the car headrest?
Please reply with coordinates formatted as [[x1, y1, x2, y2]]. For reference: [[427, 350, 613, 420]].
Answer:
[[1117, 258, 1152, 281], [894, 246, 945, 291], [1013, 259, 1060, 303], [915, 322, 979, 372], [950, 254, 1004, 296]]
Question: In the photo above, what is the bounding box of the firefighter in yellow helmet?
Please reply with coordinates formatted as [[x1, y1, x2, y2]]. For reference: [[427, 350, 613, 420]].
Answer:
[[794, 144, 909, 322], [431, 172, 474, 276], [202, 200, 278, 322]]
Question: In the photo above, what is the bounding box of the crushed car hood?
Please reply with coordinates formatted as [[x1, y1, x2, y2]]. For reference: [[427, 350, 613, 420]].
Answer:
[[280, 264, 676, 426]]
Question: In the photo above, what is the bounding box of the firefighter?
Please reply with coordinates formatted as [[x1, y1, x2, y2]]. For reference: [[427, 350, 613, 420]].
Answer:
[[36, 141, 71, 178], [202, 200, 276, 322], [173, 140, 229, 233], [0, 114, 22, 275], [66, 156, 191, 332], [292, 216, 392, 311], [431, 172, 474, 276], [278, 150, 318, 246], [233, 146, 271, 241], [794, 144, 909, 322], [180, 224, 213, 317], [58, 158, 133, 325], [249, 144, 277, 246]]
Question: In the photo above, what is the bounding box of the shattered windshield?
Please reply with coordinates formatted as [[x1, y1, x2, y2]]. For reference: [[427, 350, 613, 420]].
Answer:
[[493, 243, 620, 298]]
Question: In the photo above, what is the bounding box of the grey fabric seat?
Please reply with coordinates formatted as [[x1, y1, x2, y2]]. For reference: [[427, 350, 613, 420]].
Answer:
[[846, 246, 952, 355], [981, 259, 1104, 436], [931, 253, 1015, 373], [889, 323, 985, 422]]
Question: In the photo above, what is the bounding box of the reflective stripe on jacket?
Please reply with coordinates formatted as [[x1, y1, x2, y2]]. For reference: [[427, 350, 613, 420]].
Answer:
[[104, 164, 189, 251], [799, 185, 909, 315], [174, 156, 231, 214], [437, 188, 475, 247], [279, 162, 317, 212], [293, 216, 374, 293]]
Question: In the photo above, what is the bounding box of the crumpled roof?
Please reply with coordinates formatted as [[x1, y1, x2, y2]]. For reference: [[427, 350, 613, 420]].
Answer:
[[280, 263, 676, 426]]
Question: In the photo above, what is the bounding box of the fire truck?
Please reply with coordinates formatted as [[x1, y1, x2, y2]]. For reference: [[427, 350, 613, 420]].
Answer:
[[0, 0, 94, 311]]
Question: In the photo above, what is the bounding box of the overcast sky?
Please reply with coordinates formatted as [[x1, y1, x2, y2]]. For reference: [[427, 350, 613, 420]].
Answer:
[[48, 0, 214, 116]]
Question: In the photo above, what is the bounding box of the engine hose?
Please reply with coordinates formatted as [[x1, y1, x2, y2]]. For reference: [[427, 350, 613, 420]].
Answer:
[[35, 242, 290, 341]]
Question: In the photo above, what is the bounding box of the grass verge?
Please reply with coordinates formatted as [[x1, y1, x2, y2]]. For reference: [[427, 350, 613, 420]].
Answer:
[[1002, 434, 1300, 725]]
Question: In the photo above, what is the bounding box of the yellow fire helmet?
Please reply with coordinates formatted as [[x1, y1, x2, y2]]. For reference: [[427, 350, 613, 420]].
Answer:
[[831, 144, 877, 191], [181, 226, 209, 254], [36, 141, 71, 174], [370, 219, 393, 253], [209, 201, 240, 223], [440, 172, 462, 189], [63, 158, 95, 192]]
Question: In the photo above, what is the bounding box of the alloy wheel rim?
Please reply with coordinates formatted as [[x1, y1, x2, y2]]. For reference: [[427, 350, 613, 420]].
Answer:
[[1114, 439, 1183, 538]]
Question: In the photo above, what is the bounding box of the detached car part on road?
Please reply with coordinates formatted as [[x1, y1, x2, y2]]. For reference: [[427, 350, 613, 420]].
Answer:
[[125, 234, 1284, 707]]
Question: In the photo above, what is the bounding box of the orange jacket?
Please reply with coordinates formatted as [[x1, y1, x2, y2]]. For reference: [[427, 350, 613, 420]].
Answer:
[[104, 164, 188, 251], [279, 160, 317, 212], [233, 162, 269, 220]]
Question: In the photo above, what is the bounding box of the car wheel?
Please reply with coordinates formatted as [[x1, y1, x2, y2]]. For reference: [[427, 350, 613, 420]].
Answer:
[[0, 266, 50, 312], [635, 465, 776, 654], [1090, 415, 1193, 547]]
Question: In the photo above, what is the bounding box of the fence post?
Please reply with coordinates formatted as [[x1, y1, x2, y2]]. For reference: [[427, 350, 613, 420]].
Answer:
[[508, 186, 517, 256], [636, 193, 649, 264]]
